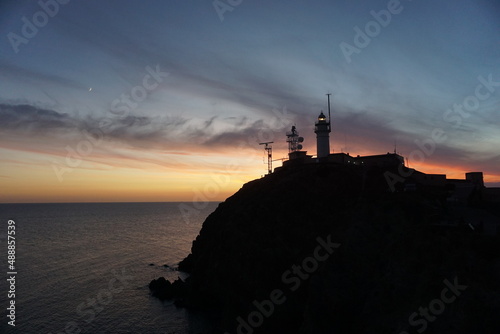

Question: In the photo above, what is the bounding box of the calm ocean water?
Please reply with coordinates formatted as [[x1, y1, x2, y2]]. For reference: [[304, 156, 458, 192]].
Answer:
[[0, 202, 219, 334]]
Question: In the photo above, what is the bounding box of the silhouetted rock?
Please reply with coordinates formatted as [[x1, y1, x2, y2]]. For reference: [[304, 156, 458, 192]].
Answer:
[[153, 163, 500, 333], [149, 277, 173, 299], [149, 277, 187, 301]]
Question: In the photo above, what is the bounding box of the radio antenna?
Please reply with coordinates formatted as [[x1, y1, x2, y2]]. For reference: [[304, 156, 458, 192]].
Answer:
[[326, 93, 332, 125], [259, 142, 274, 175]]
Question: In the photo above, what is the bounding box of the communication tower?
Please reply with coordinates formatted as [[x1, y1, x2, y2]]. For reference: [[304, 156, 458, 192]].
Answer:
[[259, 142, 274, 174], [286, 126, 304, 152]]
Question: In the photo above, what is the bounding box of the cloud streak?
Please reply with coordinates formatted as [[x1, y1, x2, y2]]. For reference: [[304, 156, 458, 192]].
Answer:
[[2, 101, 497, 179], [0, 103, 293, 152]]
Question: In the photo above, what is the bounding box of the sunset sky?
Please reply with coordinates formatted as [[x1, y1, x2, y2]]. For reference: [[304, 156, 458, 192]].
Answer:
[[1, 0, 499, 203]]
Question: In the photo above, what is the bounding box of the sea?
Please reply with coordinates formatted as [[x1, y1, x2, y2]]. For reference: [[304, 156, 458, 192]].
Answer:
[[0, 202, 219, 334]]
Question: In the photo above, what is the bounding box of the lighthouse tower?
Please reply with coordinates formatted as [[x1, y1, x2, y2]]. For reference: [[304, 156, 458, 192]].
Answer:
[[315, 94, 332, 158], [315, 111, 330, 158]]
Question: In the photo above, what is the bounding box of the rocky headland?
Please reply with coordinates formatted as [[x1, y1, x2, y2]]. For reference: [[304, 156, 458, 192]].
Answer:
[[150, 163, 500, 334]]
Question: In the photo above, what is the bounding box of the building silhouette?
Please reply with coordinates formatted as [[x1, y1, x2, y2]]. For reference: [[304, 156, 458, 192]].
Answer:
[[276, 107, 496, 205]]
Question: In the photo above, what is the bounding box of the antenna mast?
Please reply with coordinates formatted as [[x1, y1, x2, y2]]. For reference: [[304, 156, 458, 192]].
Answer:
[[326, 93, 332, 128], [259, 142, 274, 175], [286, 126, 303, 152]]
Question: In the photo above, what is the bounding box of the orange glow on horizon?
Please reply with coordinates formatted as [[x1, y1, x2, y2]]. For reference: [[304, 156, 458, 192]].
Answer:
[[1, 144, 498, 203], [0, 147, 263, 203]]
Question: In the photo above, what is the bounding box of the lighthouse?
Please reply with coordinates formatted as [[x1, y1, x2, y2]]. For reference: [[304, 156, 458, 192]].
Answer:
[[315, 94, 332, 158]]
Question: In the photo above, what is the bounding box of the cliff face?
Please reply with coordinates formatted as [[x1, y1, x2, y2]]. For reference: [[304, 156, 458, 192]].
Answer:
[[165, 163, 500, 333]]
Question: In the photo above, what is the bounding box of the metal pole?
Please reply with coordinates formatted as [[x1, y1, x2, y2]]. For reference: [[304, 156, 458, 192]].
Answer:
[[326, 93, 331, 127]]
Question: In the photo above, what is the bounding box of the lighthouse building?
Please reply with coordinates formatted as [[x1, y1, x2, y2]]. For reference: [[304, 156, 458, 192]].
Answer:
[[275, 95, 485, 202], [314, 111, 330, 158]]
